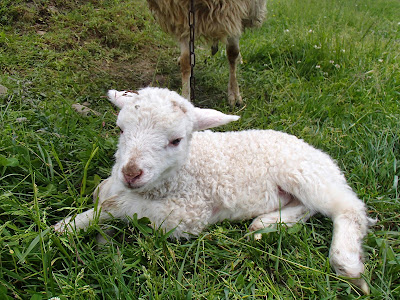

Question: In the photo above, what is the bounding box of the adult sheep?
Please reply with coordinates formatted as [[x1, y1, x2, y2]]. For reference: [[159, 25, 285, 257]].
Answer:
[[55, 87, 374, 295], [146, 0, 267, 106]]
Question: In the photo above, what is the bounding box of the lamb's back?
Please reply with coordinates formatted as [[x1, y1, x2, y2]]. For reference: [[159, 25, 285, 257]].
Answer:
[[188, 129, 344, 206]]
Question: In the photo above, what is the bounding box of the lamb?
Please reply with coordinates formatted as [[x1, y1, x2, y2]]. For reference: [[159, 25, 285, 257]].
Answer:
[[146, 0, 267, 106], [55, 87, 374, 294]]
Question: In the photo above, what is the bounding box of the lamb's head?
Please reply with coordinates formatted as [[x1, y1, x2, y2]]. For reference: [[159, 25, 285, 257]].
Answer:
[[108, 87, 239, 190]]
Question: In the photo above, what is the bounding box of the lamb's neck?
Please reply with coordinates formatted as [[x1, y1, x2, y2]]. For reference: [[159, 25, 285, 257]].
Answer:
[[137, 166, 194, 199]]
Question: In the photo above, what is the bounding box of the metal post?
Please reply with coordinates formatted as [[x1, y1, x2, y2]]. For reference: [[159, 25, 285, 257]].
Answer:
[[189, 0, 195, 102]]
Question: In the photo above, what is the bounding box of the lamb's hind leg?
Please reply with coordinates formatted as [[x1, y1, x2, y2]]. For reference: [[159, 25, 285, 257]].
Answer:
[[329, 200, 375, 294], [249, 199, 313, 240], [226, 36, 242, 106], [278, 177, 373, 294]]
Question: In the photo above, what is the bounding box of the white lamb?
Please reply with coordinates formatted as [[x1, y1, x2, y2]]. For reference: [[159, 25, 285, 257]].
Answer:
[[146, 0, 267, 106], [55, 87, 374, 294]]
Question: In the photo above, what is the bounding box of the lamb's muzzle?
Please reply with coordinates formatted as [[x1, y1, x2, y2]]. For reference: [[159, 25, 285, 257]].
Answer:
[[122, 168, 143, 187]]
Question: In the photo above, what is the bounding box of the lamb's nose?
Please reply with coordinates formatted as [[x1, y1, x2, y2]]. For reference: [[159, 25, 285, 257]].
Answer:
[[123, 169, 143, 184], [122, 163, 143, 185]]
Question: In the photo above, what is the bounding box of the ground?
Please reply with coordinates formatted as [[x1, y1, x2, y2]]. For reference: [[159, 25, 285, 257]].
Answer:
[[0, 0, 399, 299]]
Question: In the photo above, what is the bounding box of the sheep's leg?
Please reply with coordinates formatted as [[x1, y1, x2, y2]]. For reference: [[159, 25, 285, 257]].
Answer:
[[211, 40, 219, 56], [179, 38, 191, 100], [249, 200, 313, 240], [226, 36, 242, 106]]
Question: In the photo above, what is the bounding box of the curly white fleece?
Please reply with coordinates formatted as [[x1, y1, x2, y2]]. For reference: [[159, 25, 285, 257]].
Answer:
[[55, 87, 374, 294]]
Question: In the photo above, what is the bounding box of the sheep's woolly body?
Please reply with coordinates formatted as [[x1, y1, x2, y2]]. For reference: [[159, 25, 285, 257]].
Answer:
[[146, 0, 267, 105], [147, 0, 266, 42], [55, 87, 374, 294]]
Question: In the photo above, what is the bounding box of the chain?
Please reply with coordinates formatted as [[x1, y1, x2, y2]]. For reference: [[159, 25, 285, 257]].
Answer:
[[189, 0, 195, 102]]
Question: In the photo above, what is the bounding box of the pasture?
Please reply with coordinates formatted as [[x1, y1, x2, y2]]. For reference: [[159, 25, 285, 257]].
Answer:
[[0, 0, 399, 298]]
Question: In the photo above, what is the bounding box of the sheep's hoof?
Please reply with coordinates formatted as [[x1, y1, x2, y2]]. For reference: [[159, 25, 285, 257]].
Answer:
[[211, 42, 219, 55], [228, 93, 243, 107]]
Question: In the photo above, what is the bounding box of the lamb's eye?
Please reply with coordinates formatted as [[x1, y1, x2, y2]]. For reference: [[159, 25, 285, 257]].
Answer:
[[170, 138, 182, 146], [119, 128, 124, 134]]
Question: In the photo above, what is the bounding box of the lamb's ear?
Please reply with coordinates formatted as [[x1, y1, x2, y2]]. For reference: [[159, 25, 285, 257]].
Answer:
[[107, 90, 138, 108], [193, 107, 240, 131]]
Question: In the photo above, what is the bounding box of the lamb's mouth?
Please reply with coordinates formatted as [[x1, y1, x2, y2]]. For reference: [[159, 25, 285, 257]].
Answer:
[[124, 181, 145, 189], [122, 175, 154, 190]]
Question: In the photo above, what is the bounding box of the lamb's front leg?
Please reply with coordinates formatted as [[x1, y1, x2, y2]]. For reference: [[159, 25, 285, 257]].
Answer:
[[54, 193, 123, 233], [249, 199, 314, 240], [54, 208, 100, 233], [54, 178, 119, 233]]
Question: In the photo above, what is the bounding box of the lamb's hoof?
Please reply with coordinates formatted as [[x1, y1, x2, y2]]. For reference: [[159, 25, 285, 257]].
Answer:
[[54, 216, 72, 233], [249, 221, 265, 240], [351, 277, 370, 295], [253, 233, 262, 240], [96, 228, 116, 245]]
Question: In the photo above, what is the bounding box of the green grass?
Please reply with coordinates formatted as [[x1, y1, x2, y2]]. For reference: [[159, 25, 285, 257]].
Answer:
[[0, 0, 399, 298]]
